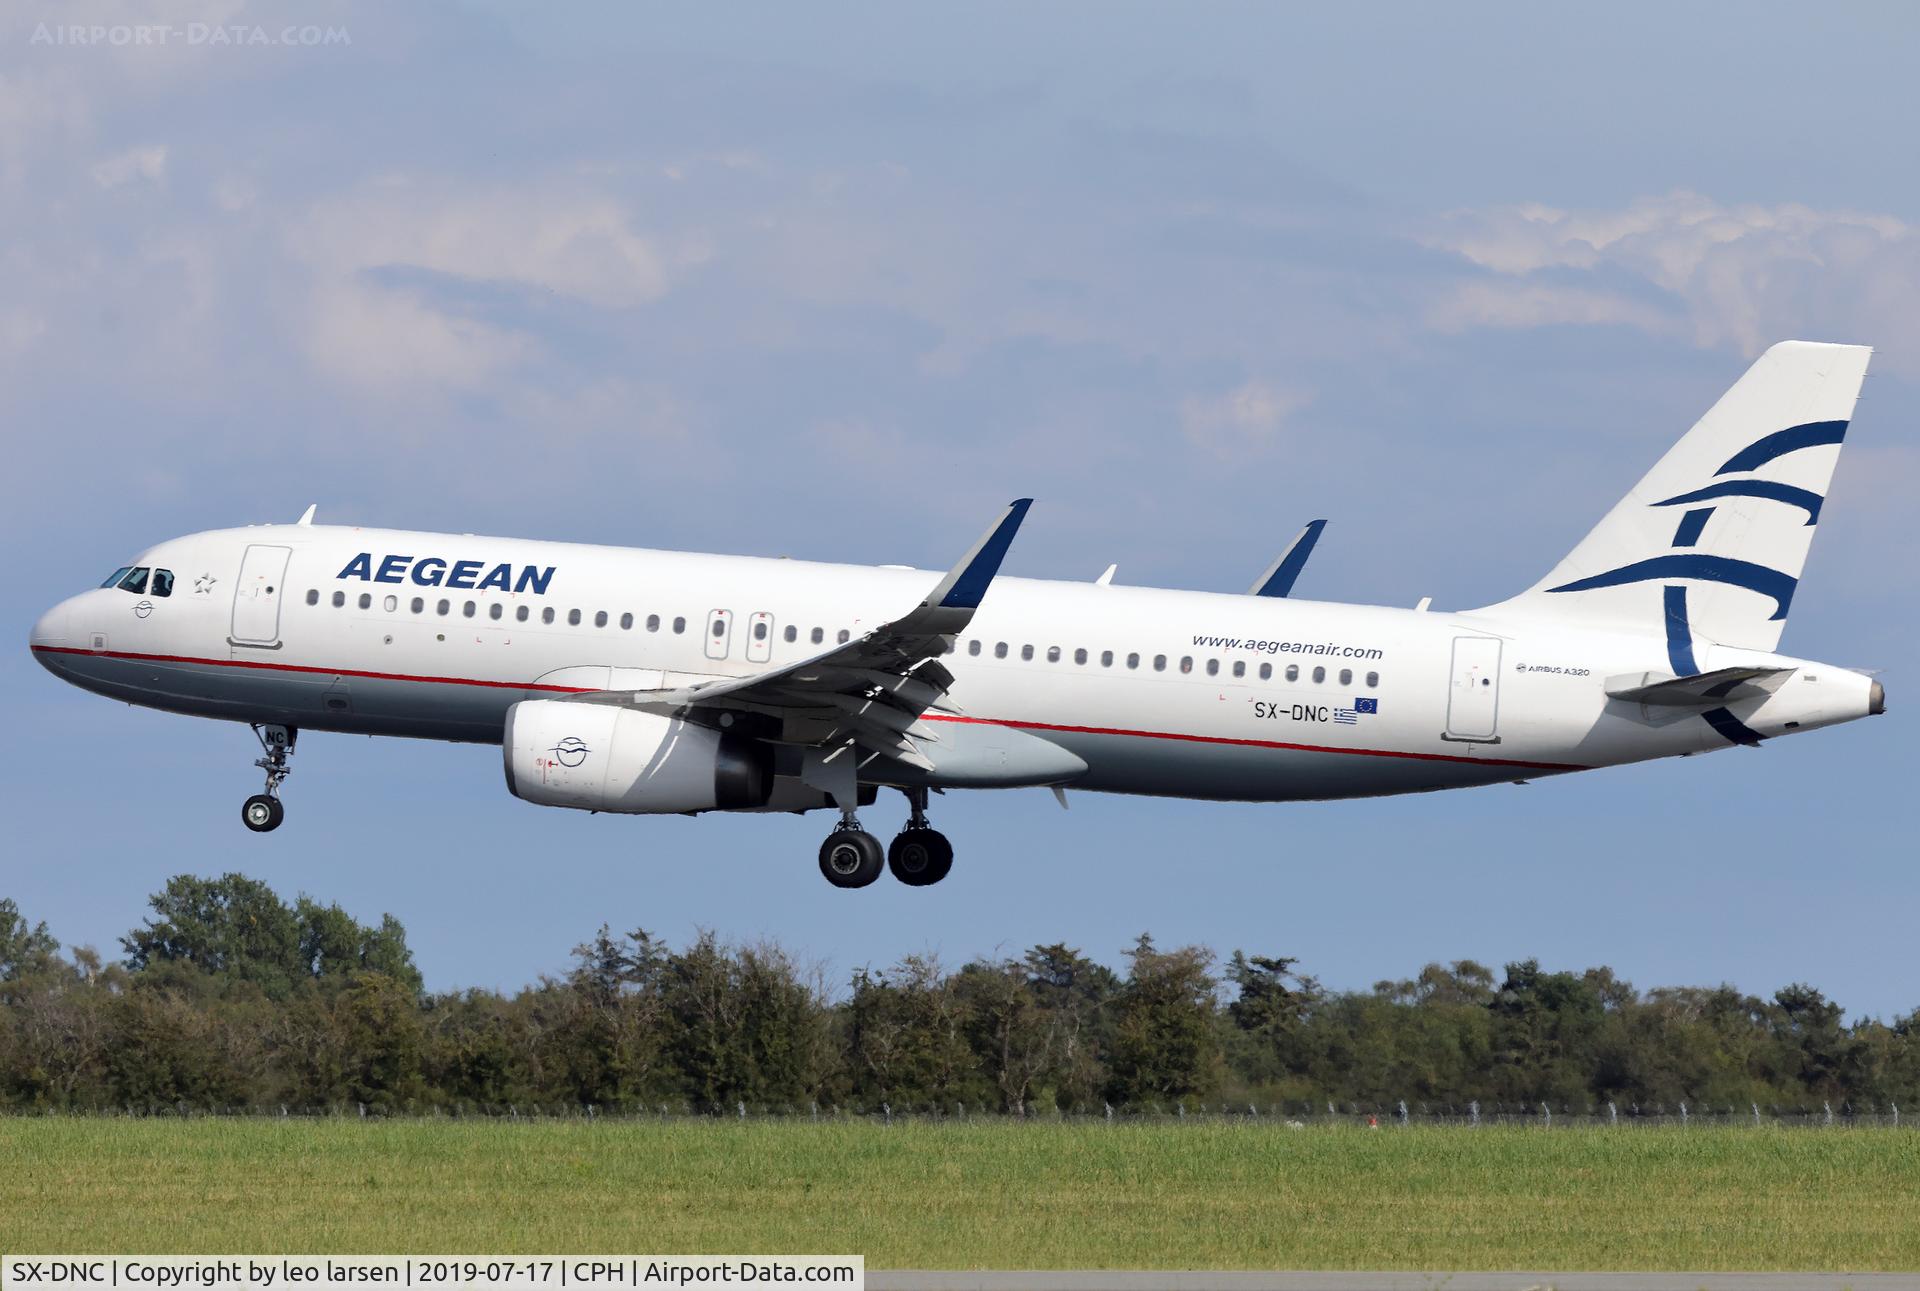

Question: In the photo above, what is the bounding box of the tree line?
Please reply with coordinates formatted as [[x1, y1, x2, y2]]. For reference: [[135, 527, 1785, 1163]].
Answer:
[[3, 875, 1917, 1115]]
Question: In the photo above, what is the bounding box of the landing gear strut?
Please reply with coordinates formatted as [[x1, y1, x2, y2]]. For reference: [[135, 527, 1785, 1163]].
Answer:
[[242, 724, 295, 833], [887, 787, 954, 887]]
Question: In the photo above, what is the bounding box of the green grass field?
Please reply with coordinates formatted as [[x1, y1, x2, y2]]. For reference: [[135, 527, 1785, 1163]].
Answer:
[[2, 1119, 1917, 1269]]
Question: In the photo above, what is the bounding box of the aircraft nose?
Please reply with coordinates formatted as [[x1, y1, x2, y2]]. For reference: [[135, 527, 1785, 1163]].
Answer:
[[30, 600, 70, 654]]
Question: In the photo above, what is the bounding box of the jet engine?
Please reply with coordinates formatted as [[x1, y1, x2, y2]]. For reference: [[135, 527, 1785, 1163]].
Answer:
[[504, 699, 787, 814]]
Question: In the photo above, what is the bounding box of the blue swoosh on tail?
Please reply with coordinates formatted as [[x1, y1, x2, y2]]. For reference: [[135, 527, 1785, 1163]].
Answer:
[[1546, 555, 1798, 620], [1715, 420, 1846, 475], [1652, 480, 1824, 525]]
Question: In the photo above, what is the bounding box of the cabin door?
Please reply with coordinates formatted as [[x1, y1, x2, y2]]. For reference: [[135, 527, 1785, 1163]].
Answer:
[[230, 544, 292, 650], [1443, 636, 1502, 742]]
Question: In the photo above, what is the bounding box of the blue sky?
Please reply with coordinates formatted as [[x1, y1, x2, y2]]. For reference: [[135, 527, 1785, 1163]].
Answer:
[[5, 1, 1917, 1018]]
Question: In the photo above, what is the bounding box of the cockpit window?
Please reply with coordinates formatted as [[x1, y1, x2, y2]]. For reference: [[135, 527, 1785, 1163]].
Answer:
[[100, 567, 132, 589], [150, 569, 174, 598], [116, 567, 150, 594]]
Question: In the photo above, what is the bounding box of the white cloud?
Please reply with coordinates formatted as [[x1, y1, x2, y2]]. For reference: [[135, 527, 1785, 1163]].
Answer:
[[302, 280, 531, 392], [288, 179, 676, 391], [1179, 379, 1309, 456], [296, 180, 669, 308], [90, 144, 167, 188], [1423, 191, 1920, 372]]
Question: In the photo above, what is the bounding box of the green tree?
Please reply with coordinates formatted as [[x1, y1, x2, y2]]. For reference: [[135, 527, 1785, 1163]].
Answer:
[[1106, 935, 1221, 1106], [0, 898, 63, 989], [122, 874, 419, 1000]]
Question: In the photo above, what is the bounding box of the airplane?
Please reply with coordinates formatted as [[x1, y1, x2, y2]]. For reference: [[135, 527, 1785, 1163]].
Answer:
[[30, 341, 1885, 889]]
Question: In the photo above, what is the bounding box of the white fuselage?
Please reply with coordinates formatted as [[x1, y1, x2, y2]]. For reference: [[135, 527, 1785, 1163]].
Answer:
[[29, 523, 1880, 806]]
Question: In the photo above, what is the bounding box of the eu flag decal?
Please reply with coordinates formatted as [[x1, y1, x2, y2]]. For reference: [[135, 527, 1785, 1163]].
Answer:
[[1354, 696, 1379, 715]]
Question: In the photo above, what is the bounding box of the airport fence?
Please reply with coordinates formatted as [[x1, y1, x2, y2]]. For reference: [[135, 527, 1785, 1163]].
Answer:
[[5, 1098, 1912, 1127]]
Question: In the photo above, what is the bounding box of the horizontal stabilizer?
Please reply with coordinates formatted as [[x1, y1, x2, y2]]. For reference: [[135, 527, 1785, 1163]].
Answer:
[[1605, 666, 1793, 707]]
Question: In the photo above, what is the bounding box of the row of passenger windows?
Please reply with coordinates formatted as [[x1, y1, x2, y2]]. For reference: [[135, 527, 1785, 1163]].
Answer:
[[299, 587, 1379, 687], [303, 588, 856, 644], [101, 566, 174, 597], [958, 638, 1379, 687]]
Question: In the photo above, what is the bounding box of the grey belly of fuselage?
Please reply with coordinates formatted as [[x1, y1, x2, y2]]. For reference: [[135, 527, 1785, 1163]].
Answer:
[[59, 655, 1520, 803]]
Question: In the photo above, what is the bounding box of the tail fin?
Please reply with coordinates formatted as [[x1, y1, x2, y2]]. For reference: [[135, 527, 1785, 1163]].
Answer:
[[1484, 340, 1871, 656]]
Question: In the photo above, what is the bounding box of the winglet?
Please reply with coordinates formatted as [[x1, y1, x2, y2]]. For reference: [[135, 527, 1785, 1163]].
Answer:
[[296, 504, 318, 527], [1249, 519, 1326, 597], [922, 498, 1033, 611]]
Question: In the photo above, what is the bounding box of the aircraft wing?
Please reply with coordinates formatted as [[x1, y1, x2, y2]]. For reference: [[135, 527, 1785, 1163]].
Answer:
[[578, 500, 1033, 772], [1605, 666, 1794, 707]]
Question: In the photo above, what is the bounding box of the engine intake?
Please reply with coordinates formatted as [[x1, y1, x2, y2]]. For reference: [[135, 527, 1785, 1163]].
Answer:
[[503, 699, 771, 814]]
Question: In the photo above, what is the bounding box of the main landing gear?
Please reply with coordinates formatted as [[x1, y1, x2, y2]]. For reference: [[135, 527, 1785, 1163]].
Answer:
[[816, 787, 954, 889], [241, 724, 295, 833]]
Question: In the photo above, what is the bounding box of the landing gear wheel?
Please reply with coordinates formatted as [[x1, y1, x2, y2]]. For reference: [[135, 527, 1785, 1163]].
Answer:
[[819, 829, 884, 888], [888, 828, 954, 886], [244, 724, 296, 833], [242, 794, 284, 833]]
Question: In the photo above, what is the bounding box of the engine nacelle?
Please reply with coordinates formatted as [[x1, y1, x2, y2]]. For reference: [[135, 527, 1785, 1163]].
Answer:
[[504, 699, 773, 814]]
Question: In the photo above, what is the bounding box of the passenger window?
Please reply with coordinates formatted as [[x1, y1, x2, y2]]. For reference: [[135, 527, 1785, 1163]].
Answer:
[[492, 603, 505, 621], [1153, 655, 1166, 672], [995, 642, 1008, 659], [1312, 666, 1326, 683], [1260, 663, 1272, 680], [1046, 646, 1061, 663], [357, 593, 371, 610], [117, 567, 149, 594], [385, 595, 398, 612], [437, 599, 450, 616], [673, 617, 686, 634], [753, 620, 768, 641], [1101, 650, 1114, 667], [1127, 652, 1139, 669], [1179, 656, 1193, 674], [647, 614, 660, 632], [595, 610, 608, 628], [1366, 670, 1379, 688], [305, 589, 319, 606], [838, 629, 850, 644], [514, 605, 527, 622], [1339, 668, 1352, 685], [620, 612, 633, 630], [332, 591, 345, 608], [411, 597, 425, 614], [1206, 659, 1219, 677], [811, 627, 824, 644], [968, 640, 982, 656], [542, 607, 555, 624], [151, 570, 174, 598], [1231, 661, 1244, 678], [1285, 664, 1299, 681], [1074, 648, 1088, 665], [784, 625, 798, 643], [569, 609, 582, 626], [1021, 644, 1034, 661], [464, 601, 477, 618]]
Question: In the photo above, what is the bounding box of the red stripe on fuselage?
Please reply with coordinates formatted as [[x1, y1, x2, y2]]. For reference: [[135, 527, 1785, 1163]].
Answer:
[[32, 645, 1586, 771]]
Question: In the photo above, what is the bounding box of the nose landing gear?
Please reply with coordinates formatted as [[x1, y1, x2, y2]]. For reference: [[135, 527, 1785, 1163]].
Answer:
[[242, 724, 295, 833]]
